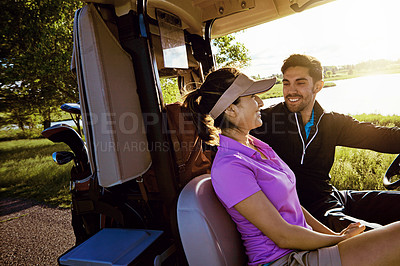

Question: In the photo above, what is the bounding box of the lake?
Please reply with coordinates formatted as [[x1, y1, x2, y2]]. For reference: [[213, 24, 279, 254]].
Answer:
[[263, 73, 400, 115], [50, 119, 81, 127]]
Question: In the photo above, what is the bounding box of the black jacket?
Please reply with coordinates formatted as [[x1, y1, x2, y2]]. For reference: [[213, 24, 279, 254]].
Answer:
[[252, 101, 400, 217]]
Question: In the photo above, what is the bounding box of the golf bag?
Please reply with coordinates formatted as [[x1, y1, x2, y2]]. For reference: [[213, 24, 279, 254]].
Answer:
[[67, 3, 213, 247]]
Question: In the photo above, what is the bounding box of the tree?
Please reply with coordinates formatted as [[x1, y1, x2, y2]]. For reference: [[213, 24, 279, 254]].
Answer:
[[212, 33, 251, 69], [160, 78, 181, 104], [325, 70, 332, 78], [0, 0, 83, 130]]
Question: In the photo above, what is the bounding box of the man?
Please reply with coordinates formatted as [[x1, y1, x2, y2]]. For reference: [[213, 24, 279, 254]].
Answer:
[[252, 54, 400, 231]]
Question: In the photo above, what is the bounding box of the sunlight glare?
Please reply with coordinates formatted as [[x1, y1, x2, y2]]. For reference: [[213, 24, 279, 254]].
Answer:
[[236, 0, 400, 76]]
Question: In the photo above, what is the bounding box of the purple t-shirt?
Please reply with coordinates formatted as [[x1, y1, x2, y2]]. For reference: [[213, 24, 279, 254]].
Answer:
[[211, 135, 312, 265]]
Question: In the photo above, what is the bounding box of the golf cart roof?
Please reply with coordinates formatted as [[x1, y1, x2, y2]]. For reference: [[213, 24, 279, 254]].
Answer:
[[83, 0, 335, 37]]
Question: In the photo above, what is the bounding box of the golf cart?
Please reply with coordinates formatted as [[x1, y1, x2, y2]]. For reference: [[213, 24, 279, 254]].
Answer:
[[41, 0, 400, 265]]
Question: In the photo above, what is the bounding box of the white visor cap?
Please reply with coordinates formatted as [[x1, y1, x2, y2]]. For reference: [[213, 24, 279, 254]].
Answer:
[[209, 74, 276, 119]]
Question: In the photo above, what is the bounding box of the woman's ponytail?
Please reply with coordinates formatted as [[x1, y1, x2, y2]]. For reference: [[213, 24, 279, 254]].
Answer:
[[183, 67, 241, 145], [183, 89, 219, 145]]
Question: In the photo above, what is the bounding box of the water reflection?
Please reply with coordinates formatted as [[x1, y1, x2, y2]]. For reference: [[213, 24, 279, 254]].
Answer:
[[263, 73, 400, 115]]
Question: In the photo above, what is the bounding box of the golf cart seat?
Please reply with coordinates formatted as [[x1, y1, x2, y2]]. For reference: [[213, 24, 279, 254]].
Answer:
[[177, 174, 247, 266]]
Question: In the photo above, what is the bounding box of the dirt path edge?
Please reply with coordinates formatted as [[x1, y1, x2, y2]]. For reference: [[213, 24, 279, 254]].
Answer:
[[0, 197, 75, 265]]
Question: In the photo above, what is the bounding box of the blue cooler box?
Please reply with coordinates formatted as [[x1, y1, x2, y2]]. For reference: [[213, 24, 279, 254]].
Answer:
[[59, 228, 163, 265]]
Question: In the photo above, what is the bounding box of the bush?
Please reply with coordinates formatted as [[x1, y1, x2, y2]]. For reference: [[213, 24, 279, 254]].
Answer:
[[330, 147, 397, 190], [353, 114, 400, 127], [0, 127, 43, 141], [160, 78, 181, 104]]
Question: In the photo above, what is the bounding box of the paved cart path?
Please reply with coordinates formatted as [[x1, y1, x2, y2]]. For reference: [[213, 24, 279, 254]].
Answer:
[[0, 198, 75, 265]]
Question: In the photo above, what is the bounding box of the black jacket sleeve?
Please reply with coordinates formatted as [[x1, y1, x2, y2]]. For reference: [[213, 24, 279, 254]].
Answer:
[[334, 113, 400, 153]]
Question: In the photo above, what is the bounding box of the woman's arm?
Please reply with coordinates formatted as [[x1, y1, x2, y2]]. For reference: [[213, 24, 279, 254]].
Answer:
[[301, 206, 337, 235], [234, 191, 364, 250]]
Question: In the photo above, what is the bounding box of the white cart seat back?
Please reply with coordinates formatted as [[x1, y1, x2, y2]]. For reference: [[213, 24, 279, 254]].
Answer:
[[177, 174, 247, 266], [72, 4, 151, 187]]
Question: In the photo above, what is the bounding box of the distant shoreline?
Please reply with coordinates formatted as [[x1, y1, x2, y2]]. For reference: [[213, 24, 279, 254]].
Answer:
[[262, 70, 400, 100], [325, 68, 400, 82]]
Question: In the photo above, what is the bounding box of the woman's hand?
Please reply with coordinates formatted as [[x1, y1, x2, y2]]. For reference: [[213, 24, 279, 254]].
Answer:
[[340, 222, 366, 239]]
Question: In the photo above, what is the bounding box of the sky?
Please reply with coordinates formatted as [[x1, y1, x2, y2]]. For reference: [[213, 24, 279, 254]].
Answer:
[[235, 0, 400, 76]]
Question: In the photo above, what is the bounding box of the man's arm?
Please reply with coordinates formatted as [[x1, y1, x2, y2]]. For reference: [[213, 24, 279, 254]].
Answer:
[[335, 113, 400, 153], [301, 206, 337, 235]]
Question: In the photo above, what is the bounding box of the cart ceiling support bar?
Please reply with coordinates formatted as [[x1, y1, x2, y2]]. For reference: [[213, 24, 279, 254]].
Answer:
[[204, 19, 215, 74], [116, 9, 177, 205]]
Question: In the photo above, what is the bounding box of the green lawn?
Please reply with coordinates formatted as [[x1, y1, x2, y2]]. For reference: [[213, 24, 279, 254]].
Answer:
[[0, 139, 72, 208], [259, 81, 336, 100]]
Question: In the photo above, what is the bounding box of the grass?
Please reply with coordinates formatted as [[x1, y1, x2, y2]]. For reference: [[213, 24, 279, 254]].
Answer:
[[0, 123, 82, 142], [352, 114, 400, 127], [323, 82, 336, 88], [260, 84, 283, 99], [259, 82, 336, 100], [330, 116, 400, 191], [0, 127, 43, 141], [330, 147, 397, 190], [0, 139, 72, 208]]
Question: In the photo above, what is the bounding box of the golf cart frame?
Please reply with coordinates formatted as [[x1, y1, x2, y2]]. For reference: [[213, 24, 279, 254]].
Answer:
[[42, 0, 400, 265]]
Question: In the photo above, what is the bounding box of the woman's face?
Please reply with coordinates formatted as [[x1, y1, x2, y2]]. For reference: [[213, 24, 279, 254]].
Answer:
[[231, 94, 264, 131]]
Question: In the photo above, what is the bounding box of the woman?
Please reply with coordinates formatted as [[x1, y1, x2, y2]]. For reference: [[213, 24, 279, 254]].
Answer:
[[183, 67, 400, 266]]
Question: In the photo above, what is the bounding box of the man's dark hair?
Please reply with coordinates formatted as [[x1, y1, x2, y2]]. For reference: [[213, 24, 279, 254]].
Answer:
[[281, 54, 323, 82]]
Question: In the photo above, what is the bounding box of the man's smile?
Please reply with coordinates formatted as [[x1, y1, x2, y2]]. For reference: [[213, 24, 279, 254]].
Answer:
[[286, 95, 302, 102]]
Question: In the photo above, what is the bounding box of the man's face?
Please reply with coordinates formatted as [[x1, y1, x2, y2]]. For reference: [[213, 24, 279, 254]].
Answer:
[[282, 66, 321, 113]]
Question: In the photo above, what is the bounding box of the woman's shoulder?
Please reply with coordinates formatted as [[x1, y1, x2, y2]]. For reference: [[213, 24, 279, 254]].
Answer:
[[212, 150, 254, 176], [213, 150, 245, 168]]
